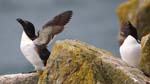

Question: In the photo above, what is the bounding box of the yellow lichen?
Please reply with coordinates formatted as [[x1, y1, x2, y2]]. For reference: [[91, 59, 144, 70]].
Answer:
[[116, 0, 139, 25], [116, 0, 150, 39], [139, 33, 150, 76], [38, 40, 149, 84]]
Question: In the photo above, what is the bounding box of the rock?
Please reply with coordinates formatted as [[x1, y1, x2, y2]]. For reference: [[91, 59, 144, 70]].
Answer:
[[0, 73, 38, 84], [139, 33, 150, 76], [136, 0, 150, 39], [38, 40, 150, 84], [116, 0, 150, 45]]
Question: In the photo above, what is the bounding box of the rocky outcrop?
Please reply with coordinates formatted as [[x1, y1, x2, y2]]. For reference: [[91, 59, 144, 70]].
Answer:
[[139, 33, 150, 76], [38, 40, 150, 84], [0, 73, 38, 84]]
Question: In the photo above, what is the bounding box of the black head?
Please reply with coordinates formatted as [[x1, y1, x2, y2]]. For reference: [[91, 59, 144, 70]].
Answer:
[[16, 18, 37, 40], [121, 21, 138, 40], [17, 18, 35, 29]]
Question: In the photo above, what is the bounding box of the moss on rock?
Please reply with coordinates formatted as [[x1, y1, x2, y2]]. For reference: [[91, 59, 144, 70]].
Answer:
[[116, 0, 150, 40], [136, 0, 150, 39], [139, 33, 150, 76], [116, 0, 139, 24], [38, 40, 150, 84]]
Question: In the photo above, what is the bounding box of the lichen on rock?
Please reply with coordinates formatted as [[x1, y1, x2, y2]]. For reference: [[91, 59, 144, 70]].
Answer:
[[0, 39, 149, 84], [116, 0, 150, 78], [139, 33, 150, 76], [116, 0, 139, 24], [38, 40, 150, 84], [136, 0, 150, 39], [116, 0, 150, 43]]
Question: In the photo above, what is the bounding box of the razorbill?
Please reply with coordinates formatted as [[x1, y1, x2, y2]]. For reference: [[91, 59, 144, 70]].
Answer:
[[118, 21, 139, 46], [119, 22, 141, 67], [17, 10, 73, 71]]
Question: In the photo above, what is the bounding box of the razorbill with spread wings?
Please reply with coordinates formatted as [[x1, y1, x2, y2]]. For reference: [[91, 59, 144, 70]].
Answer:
[[17, 10, 73, 72]]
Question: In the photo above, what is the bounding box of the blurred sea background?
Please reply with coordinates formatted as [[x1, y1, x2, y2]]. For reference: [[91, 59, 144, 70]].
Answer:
[[0, 0, 123, 74]]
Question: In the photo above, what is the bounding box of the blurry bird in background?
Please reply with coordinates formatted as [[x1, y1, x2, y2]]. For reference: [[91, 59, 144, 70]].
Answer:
[[119, 21, 141, 67]]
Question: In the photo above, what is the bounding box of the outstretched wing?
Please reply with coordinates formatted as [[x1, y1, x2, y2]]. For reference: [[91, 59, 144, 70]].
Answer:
[[34, 10, 73, 47]]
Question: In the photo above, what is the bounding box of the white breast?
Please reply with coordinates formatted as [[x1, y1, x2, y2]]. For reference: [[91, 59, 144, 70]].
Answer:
[[120, 35, 141, 67], [20, 31, 44, 70]]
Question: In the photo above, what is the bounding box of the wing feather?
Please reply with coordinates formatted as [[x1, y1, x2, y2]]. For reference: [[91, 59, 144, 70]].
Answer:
[[34, 10, 73, 46]]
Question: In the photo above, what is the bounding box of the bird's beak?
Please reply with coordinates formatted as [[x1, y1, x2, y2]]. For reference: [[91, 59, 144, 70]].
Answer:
[[16, 18, 26, 28], [16, 18, 25, 25], [16, 18, 24, 24]]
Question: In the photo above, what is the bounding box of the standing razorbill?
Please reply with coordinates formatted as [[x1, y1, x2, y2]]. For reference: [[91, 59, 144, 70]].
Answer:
[[118, 21, 139, 46], [17, 10, 73, 72], [119, 21, 141, 67]]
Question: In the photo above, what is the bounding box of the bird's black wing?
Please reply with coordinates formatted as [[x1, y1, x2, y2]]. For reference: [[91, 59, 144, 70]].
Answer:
[[35, 46, 50, 66], [34, 10, 73, 47], [34, 11, 73, 65]]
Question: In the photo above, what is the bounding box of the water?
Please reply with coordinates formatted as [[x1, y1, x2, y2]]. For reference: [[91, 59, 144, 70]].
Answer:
[[0, 0, 123, 74]]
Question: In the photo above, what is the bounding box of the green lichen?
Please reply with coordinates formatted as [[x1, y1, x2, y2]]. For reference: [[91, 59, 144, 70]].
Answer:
[[38, 40, 109, 84], [98, 60, 138, 84], [139, 34, 150, 76], [116, 0, 150, 39], [116, 0, 139, 24], [38, 40, 150, 84], [136, 2, 150, 39]]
